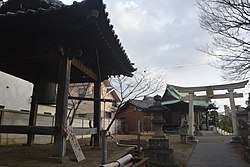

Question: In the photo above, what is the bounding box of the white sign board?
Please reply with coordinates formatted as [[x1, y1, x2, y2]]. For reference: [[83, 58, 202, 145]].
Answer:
[[67, 126, 85, 162]]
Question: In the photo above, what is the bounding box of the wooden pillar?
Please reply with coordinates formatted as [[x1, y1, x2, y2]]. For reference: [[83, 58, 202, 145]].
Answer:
[[0, 105, 5, 145], [53, 55, 71, 158], [94, 80, 101, 146], [188, 92, 194, 136], [228, 89, 238, 136], [27, 83, 39, 145]]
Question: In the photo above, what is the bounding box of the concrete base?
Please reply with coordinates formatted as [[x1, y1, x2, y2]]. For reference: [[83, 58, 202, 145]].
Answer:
[[187, 136, 198, 143], [230, 136, 241, 143]]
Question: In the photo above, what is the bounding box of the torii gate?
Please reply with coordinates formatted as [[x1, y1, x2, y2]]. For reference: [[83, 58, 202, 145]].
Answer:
[[173, 80, 248, 138]]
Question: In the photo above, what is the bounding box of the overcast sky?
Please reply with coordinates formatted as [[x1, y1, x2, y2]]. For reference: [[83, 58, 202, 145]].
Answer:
[[62, 0, 250, 112]]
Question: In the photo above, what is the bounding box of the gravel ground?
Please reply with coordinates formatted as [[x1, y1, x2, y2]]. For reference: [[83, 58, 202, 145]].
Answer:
[[0, 134, 195, 167]]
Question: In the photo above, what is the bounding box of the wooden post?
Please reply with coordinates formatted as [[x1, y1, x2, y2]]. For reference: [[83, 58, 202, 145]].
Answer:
[[53, 54, 71, 158], [101, 130, 107, 164], [27, 83, 39, 145], [137, 120, 141, 157], [94, 81, 101, 146], [0, 105, 5, 145]]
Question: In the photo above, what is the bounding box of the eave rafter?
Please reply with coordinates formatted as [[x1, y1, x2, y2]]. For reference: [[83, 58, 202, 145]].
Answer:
[[71, 58, 98, 81]]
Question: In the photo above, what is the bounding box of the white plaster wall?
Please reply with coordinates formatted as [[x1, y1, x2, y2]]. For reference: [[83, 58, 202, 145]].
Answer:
[[0, 110, 119, 145], [38, 105, 56, 115], [0, 72, 33, 111]]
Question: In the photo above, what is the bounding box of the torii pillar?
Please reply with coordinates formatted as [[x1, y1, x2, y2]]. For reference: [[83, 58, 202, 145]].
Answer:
[[228, 89, 238, 135]]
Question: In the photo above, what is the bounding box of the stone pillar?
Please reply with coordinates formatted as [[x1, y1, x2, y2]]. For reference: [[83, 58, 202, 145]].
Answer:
[[151, 112, 166, 139], [228, 89, 238, 136], [144, 95, 174, 166], [188, 92, 194, 136]]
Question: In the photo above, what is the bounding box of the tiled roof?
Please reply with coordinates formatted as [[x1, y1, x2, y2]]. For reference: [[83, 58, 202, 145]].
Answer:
[[0, 0, 64, 15], [129, 99, 154, 109], [0, 0, 135, 81], [43, 0, 64, 6], [162, 85, 184, 101]]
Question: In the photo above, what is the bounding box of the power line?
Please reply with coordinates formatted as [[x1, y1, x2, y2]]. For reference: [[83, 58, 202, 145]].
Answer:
[[147, 63, 209, 70]]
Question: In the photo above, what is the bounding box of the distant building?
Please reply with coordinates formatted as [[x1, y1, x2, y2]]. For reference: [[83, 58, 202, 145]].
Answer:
[[117, 85, 215, 134], [117, 96, 154, 133], [161, 85, 216, 131]]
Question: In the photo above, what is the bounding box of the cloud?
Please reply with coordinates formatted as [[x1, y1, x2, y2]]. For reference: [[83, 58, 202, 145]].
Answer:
[[104, 0, 215, 70], [109, 0, 175, 33]]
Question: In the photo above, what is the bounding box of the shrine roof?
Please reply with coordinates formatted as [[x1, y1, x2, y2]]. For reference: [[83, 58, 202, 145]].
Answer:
[[0, 0, 136, 83], [162, 85, 187, 101], [161, 84, 213, 108]]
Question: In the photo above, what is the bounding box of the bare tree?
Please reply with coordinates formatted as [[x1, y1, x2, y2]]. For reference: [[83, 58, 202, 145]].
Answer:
[[111, 71, 164, 101], [106, 70, 165, 131], [65, 70, 165, 130], [197, 0, 250, 80], [67, 81, 115, 126]]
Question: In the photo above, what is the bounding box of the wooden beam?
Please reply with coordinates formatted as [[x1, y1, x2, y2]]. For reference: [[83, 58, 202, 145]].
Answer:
[[72, 58, 98, 81], [181, 93, 243, 101], [173, 80, 249, 93], [0, 125, 55, 135]]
